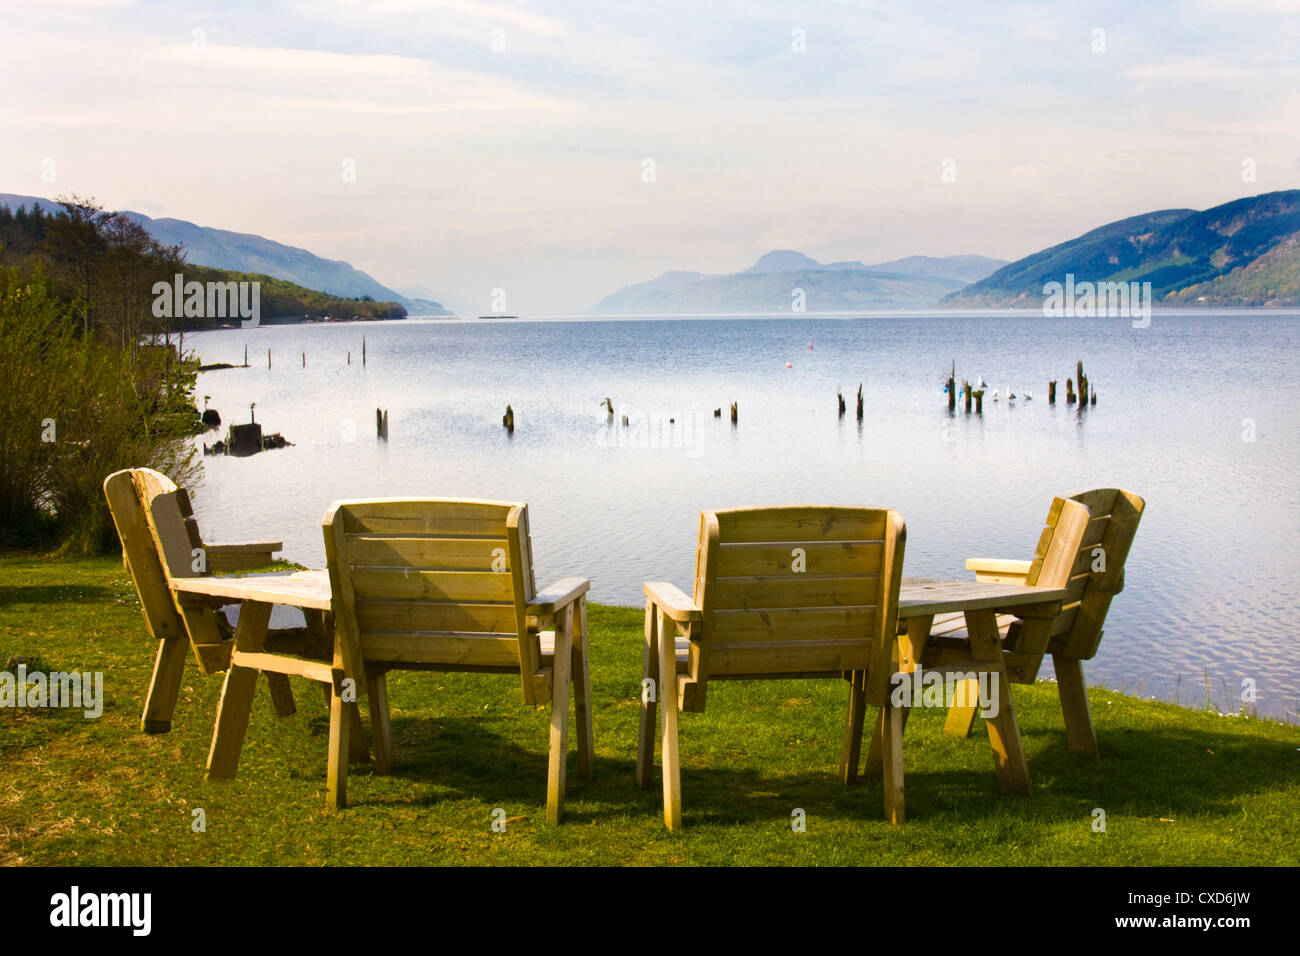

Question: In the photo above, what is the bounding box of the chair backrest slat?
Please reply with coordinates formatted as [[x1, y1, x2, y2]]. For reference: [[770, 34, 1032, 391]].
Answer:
[[688, 506, 905, 701], [323, 498, 544, 703]]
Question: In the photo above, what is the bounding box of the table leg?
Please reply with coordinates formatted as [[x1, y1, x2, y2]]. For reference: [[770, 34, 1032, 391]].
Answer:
[[966, 609, 1030, 796], [206, 601, 272, 780]]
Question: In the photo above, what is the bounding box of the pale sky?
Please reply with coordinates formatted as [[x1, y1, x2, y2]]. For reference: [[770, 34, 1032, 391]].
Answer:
[[2, 0, 1297, 313]]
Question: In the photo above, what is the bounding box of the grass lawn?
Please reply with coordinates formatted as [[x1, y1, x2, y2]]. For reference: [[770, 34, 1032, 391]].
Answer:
[[1, 552, 1297, 866]]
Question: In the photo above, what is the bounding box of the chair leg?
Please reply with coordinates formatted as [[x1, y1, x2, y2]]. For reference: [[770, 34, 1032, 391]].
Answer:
[[326, 673, 351, 812], [882, 702, 906, 824], [657, 608, 683, 830], [865, 705, 911, 775], [266, 673, 296, 717], [944, 677, 979, 737], [840, 670, 868, 785], [141, 633, 189, 733], [1054, 656, 1100, 758], [206, 602, 272, 780], [635, 598, 660, 790], [547, 605, 573, 825], [571, 597, 595, 781], [368, 672, 392, 774]]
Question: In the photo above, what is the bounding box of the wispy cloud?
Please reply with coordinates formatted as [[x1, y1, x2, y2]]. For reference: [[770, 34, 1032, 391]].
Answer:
[[0, 0, 1295, 312]]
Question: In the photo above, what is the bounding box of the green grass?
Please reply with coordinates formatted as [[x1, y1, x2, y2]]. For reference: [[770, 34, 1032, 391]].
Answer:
[[2, 553, 1297, 866]]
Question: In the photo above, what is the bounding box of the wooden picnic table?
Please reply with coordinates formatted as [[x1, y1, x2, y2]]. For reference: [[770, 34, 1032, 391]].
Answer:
[[173, 570, 1067, 815], [883, 576, 1068, 801]]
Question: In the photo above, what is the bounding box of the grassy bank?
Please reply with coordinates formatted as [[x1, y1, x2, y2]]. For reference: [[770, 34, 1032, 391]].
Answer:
[[1, 553, 1297, 866]]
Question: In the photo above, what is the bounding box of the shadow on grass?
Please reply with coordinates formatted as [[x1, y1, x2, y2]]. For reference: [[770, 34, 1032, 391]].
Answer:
[[277, 685, 1298, 828]]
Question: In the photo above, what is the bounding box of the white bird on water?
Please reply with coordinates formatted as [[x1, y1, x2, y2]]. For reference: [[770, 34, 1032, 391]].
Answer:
[[991, 388, 999, 401], [1023, 391, 1033, 401]]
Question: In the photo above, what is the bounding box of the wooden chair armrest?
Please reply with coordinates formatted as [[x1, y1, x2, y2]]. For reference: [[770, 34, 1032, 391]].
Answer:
[[526, 577, 591, 615], [965, 557, 1031, 583], [205, 541, 284, 555], [643, 582, 702, 623], [205, 541, 285, 574]]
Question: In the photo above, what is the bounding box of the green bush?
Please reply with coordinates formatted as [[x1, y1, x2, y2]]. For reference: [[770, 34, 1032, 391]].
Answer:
[[0, 266, 199, 552]]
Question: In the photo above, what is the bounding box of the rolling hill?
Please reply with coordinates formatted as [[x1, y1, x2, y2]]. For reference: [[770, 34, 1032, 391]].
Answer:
[[0, 193, 448, 315], [945, 190, 1300, 308]]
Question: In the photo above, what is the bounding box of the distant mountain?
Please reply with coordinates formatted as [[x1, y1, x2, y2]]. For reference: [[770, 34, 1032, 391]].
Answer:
[[0, 193, 448, 315], [945, 190, 1300, 308], [593, 253, 1006, 313]]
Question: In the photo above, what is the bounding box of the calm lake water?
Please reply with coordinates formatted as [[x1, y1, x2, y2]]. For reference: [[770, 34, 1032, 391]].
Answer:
[[184, 312, 1300, 721]]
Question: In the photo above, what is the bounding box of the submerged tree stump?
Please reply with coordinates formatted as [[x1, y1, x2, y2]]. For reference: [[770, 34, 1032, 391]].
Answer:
[[1048, 380, 1057, 404], [503, 405, 515, 433], [856, 384, 864, 422], [963, 380, 972, 413], [973, 389, 985, 413], [838, 392, 846, 417], [730, 401, 738, 425]]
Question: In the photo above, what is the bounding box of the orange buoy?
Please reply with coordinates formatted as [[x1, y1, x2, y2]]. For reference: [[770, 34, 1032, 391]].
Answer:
[[786, 362, 793, 368]]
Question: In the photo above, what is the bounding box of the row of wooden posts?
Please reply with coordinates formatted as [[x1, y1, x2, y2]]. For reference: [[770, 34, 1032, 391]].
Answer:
[[243, 336, 369, 369], [944, 360, 1097, 414]]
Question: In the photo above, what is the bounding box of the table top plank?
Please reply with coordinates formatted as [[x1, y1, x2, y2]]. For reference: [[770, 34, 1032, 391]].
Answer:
[[170, 570, 332, 611], [899, 577, 1067, 617], [171, 573, 1064, 618]]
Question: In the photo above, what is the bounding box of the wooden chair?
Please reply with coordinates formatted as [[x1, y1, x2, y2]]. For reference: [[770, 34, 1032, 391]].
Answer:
[[861, 495, 1092, 787], [638, 506, 907, 828], [104, 467, 327, 733], [321, 498, 594, 822], [945, 488, 1144, 757]]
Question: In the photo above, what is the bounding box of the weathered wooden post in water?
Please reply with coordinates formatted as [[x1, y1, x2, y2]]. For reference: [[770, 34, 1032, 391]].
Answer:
[[946, 362, 956, 412], [376, 408, 390, 439], [856, 384, 864, 422], [244, 344, 248, 367], [838, 392, 846, 418], [302, 352, 305, 367], [730, 401, 738, 425], [1077, 361, 1087, 406], [503, 405, 515, 434], [348, 351, 351, 365], [1048, 380, 1057, 404], [363, 335, 366, 366], [1066, 378, 1076, 404], [267, 348, 271, 368], [963, 380, 972, 413], [973, 389, 985, 413]]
